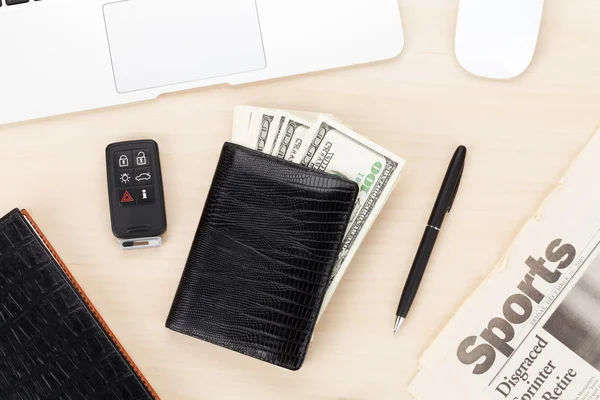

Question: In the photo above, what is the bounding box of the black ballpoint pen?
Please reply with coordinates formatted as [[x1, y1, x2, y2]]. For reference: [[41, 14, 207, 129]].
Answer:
[[394, 146, 467, 335]]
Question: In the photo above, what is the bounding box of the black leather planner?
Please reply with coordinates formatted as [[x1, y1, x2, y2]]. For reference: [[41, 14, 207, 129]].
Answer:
[[0, 209, 159, 399], [166, 143, 359, 370]]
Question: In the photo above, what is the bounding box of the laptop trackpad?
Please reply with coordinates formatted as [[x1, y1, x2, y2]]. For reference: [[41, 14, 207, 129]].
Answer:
[[103, 0, 266, 93]]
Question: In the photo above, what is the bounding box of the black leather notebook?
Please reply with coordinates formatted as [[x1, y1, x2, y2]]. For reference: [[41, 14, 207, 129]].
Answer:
[[0, 209, 159, 399], [166, 143, 359, 370]]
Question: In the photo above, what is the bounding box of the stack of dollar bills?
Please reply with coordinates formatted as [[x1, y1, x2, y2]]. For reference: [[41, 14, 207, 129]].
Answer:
[[231, 106, 406, 317]]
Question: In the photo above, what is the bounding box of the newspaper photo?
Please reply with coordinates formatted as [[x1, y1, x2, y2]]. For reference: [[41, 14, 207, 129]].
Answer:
[[544, 257, 600, 375], [409, 127, 600, 400]]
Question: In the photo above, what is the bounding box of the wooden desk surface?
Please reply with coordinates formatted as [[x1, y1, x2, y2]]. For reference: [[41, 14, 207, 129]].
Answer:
[[2, 1, 600, 399]]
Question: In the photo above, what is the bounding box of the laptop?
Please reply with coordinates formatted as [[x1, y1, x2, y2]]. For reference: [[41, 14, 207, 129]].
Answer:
[[0, 0, 404, 126]]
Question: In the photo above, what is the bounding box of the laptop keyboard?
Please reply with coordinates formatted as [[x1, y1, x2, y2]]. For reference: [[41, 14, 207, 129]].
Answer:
[[1, 0, 43, 6]]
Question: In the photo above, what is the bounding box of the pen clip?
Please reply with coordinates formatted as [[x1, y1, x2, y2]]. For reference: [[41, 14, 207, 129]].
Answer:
[[447, 165, 464, 213]]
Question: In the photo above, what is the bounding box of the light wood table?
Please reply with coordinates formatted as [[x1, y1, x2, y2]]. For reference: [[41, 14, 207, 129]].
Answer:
[[2, 1, 600, 399]]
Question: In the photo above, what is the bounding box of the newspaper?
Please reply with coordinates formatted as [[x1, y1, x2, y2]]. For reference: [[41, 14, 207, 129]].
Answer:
[[409, 127, 600, 400]]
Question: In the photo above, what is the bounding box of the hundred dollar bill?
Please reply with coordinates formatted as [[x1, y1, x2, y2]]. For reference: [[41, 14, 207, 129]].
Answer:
[[265, 110, 285, 154], [272, 115, 315, 162], [250, 111, 275, 152], [231, 106, 253, 147], [268, 110, 328, 156], [301, 116, 405, 314], [232, 106, 277, 152], [234, 106, 327, 155]]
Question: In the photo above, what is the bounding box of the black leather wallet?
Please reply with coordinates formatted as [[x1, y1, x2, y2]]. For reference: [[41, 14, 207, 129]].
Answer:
[[0, 209, 159, 399], [166, 143, 359, 370]]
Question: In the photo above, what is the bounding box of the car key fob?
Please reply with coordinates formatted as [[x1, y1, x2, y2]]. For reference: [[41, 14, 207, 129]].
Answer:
[[106, 140, 167, 249]]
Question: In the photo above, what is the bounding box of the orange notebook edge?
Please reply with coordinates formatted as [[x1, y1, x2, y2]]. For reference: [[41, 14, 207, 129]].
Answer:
[[21, 209, 161, 400]]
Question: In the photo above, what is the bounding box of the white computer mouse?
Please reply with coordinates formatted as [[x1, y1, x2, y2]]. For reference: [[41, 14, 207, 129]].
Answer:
[[455, 0, 545, 79]]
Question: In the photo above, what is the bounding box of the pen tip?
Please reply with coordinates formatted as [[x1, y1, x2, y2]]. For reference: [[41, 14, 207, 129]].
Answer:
[[393, 316, 404, 335]]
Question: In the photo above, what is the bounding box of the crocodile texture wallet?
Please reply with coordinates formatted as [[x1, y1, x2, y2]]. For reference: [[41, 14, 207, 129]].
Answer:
[[166, 143, 359, 370], [0, 209, 159, 399]]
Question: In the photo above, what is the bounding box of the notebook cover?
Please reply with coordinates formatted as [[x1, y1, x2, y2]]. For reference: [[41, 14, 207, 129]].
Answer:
[[166, 143, 359, 370], [0, 208, 159, 399]]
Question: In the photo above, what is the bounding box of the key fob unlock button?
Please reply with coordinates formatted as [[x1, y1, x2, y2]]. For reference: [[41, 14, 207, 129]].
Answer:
[[134, 149, 150, 166]]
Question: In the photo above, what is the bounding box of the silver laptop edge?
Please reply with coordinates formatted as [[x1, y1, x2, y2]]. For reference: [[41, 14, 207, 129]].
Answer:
[[0, 0, 403, 125]]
